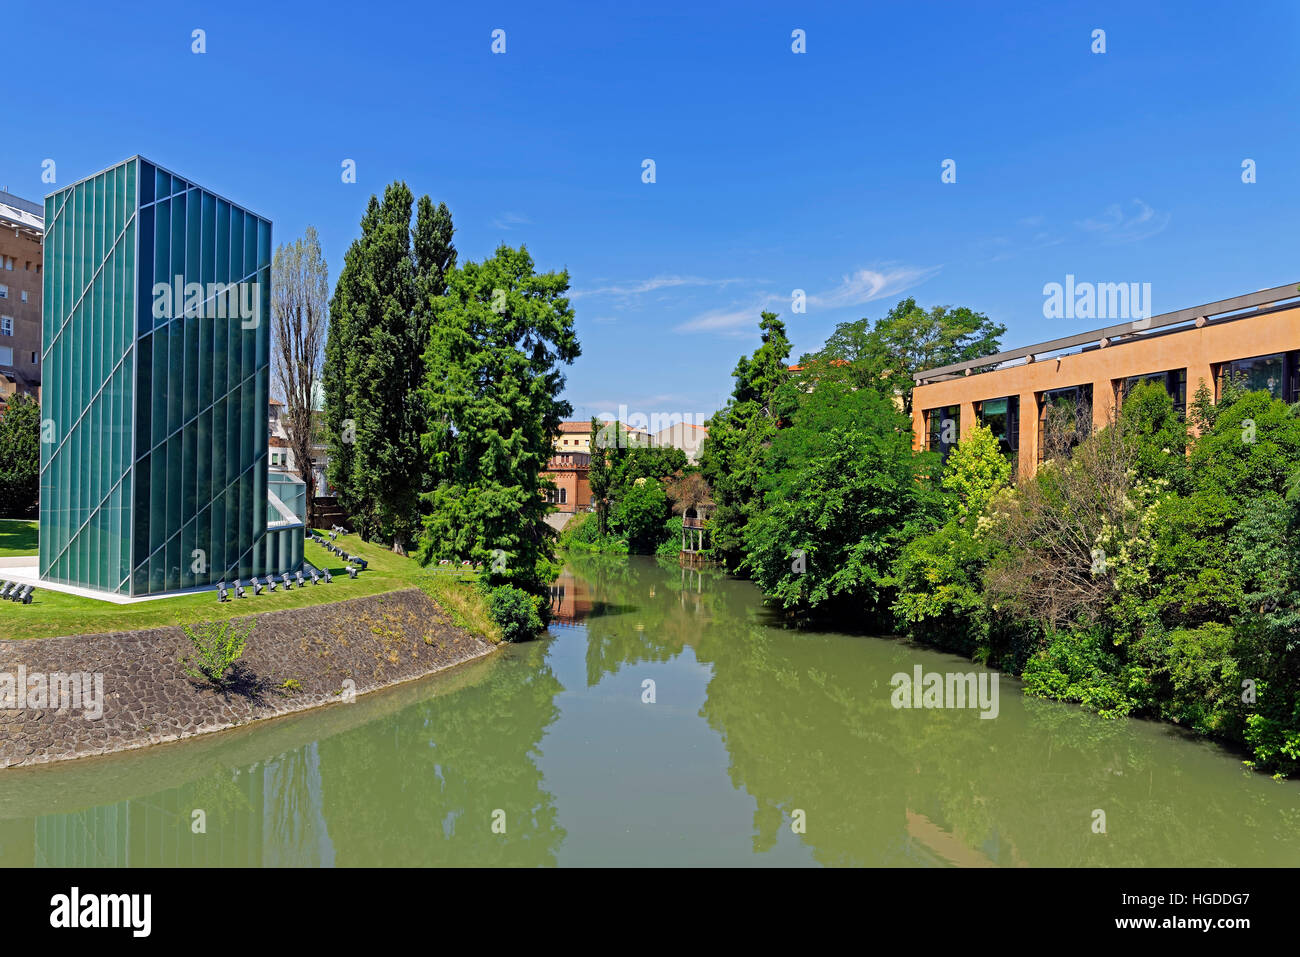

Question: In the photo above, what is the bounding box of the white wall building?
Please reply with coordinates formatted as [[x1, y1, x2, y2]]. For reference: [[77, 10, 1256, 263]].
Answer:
[[652, 422, 709, 463]]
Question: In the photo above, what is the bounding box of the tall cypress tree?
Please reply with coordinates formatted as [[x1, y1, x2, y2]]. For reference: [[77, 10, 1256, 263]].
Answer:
[[324, 184, 456, 553], [323, 197, 377, 536], [418, 244, 580, 594], [411, 197, 457, 521]]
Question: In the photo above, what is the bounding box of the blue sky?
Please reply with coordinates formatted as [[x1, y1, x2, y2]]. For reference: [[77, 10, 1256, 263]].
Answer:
[[6, 0, 1297, 420]]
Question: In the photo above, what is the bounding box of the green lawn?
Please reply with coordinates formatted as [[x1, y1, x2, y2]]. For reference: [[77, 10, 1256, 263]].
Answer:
[[0, 530, 500, 643], [0, 519, 38, 557]]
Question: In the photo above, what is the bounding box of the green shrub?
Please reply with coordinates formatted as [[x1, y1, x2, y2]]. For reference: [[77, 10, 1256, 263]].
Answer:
[[180, 618, 255, 687], [888, 520, 989, 656], [614, 478, 670, 553], [1132, 623, 1242, 736], [558, 511, 600, 547], [559, 510, 629, 553], [1020, 627, 1144, 718], [1243, 680, 1300, 778], [487, 584, 544, 642], [656, 516, 686, 556]]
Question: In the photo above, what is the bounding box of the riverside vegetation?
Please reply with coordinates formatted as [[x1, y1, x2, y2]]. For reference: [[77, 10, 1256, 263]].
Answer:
[[559, 419, 703, 558], [698, 304, 1300, 778], [321, 184, 578, 639]]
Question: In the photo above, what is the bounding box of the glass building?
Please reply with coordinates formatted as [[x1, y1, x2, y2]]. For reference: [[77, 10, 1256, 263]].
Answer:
[[40, 157, 304, 597]]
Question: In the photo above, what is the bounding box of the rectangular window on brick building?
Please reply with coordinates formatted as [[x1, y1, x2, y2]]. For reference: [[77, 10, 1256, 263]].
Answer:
[[1218, 352, 1297, 402], [975, 395, 1020, 476], [925, 404, 960, 463], [1038, 384, 1093, 463], [1120, 368, 1187, 415]]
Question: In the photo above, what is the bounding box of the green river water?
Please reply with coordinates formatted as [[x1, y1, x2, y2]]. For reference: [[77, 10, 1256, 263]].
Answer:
[[1, 553, 1296, 867]]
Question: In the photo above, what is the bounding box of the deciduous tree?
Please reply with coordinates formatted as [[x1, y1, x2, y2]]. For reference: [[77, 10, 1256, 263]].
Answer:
[[271, 227, 329, 526], [324, 184, 455, 552], [700, 311, 793, 569]]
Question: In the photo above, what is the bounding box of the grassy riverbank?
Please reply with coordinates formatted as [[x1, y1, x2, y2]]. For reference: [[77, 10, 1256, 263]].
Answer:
[[0, 531, 499, 643]]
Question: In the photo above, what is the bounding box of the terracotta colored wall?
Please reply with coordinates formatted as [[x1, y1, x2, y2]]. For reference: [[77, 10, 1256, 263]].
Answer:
[[911, 305, 1300, 478], [542, 460, 591, 512], [0, 227, 43, 394]]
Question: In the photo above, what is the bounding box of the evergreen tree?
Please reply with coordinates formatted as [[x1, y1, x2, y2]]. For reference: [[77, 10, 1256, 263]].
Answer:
[[324, 184, 455, 553], [323, 198, 376, 534], [418, 244, 580, 594], [411, 197, 457, 510]]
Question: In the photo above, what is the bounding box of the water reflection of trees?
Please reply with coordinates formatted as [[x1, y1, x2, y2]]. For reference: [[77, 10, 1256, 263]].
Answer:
[[7, 553, 1298, 868], [16, 752, 328, 867], [313, 647, 565, 866], [564, 553, 1300, 867], [6, 648, 566, 867]]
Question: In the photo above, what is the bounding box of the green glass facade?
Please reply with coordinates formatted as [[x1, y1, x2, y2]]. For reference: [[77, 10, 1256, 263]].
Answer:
[[40, 157, 301, 596]]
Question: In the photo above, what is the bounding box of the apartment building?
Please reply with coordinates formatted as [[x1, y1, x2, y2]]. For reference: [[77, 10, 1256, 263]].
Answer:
[[911, 283, 1300, 478], [0, 189, 44, 401], [268, 393, 332, 495], [553, 419, 651, 454]]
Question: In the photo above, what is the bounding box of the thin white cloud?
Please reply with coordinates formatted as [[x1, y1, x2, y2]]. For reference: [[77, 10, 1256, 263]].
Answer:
[[571, 275, 747, 300], [673, 264, 938, 334], [806, 266, 938, 310], [1077, 199, 1170, 243], [491, 211, 532, 230], [977, 230, 1065, 263], [673, 301, 779, 334]]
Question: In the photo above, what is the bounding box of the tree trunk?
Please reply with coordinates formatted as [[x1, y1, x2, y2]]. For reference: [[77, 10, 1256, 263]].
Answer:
[[304, 470, 317, 530]]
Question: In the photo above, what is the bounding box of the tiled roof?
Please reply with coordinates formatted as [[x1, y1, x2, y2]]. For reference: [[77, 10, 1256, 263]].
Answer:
[[0, 191, 44, 233]]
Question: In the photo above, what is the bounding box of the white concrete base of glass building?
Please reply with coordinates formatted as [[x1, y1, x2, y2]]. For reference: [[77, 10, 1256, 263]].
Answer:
[[0, 559, 221, 604]]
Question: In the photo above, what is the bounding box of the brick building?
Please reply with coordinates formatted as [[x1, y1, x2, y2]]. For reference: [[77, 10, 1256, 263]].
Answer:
[[542, 420, 650, 514], [0, 190, 44, 402], [910, 283, 1300, 479], [543, 450, 590, 512]]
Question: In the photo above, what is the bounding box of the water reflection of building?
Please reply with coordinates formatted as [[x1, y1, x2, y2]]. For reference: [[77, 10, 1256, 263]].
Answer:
[[23, 744, 333, 867], [549, 569, 594, 625]]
